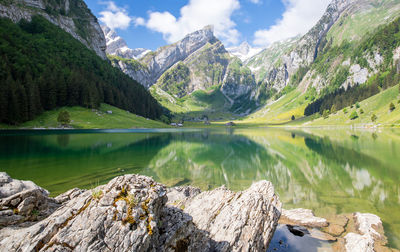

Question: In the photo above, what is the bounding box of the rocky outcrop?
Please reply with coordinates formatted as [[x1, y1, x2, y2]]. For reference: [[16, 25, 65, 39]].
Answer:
[[344, 212, 388, 252], [168, 181, 282, 251], [0, 174, 282, 251], [280, 208, 328, 228], [0, 0, 106, 59], [0, 173, 58, 226], [277, 209, 394, 252]]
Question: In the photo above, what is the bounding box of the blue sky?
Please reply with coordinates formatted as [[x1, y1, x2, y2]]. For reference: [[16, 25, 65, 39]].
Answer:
[[85, 0, 331, 50]]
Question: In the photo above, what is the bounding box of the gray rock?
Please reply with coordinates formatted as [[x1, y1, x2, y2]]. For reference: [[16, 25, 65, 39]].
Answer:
[[344, 233, 374, 252], [0, 172, 48, 199], [0, 173, 59, 226], [169, 181, 282, 251], [0, 175, 281, 252], [344, 212, 388, 252], [280, 208, 328, 228]]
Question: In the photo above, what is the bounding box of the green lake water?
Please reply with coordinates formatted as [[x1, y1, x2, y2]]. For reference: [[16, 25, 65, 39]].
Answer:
[[0, 128, 399, 249]]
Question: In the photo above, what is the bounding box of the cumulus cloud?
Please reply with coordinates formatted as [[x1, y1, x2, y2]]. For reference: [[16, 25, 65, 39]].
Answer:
[[253, 0, 331, 47], [142, 0, 241, 45], [99, 1, 132, 30], [248, 0, 262, 4], [134, 17, 145, 27]]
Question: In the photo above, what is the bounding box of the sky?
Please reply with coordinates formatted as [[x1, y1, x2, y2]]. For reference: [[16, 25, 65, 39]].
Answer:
[[84, 0, 332, 50]]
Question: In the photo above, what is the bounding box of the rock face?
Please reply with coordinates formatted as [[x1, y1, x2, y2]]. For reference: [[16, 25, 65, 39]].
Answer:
[[0, 174, 282, 251], [247, 0, 400, 99], [247, 0, 351, 93], [0, 0, 107, 59]]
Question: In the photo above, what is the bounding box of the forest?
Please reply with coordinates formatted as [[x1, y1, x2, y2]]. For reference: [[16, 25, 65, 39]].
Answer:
[[0, 16, 163, 124], [304, 16, 400, 116]]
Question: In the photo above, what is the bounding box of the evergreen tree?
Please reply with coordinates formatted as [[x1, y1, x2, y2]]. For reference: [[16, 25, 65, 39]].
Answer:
[[389, 102, 395, 111], [371, 114, 377, 122], [57, 110, 70, 125]]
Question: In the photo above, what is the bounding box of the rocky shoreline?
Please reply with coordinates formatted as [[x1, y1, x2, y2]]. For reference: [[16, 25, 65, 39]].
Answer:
[[0, 172, 396, 251]]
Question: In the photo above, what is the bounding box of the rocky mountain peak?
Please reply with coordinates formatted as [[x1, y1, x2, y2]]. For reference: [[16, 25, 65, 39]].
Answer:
[[101, 25, 151, 60], [227, 41, 262, 62], [175, 25, 216, 50]]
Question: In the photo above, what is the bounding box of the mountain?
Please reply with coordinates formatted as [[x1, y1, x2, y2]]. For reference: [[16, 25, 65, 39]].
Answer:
[[248, 0, 400, 94], [226, 42, 262, 62], [0, 3, 163, 125], [0, 0, 106, 59], [243, 0, 400, 125], [109, 26, 257, 116], [102, 26, 151, 60]]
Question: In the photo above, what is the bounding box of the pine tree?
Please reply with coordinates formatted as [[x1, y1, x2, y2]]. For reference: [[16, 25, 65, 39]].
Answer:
[[389, 102, 395, 112], [57, 110, 70, 125]]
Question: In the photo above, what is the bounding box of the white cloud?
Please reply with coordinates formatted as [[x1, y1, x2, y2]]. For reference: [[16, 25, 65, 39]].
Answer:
[[99, 1, 132, 30], [248, 0, 262, 4], [142, 0, 241, 45], [253, 0, 331, 47], [134, 17, 145, 27]]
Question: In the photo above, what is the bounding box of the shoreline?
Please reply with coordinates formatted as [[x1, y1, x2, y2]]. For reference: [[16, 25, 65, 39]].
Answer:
[[0, 172, 396, 251]]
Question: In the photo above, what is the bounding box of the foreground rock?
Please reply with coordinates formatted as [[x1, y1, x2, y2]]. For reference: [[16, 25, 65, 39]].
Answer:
[[280, 208, 328, 228], [344, 213, 388, 252], [0, 173, 58, 226], [278, 208, 393, 252], [167, 182, 282, 251], [0, 174, 281, 251]]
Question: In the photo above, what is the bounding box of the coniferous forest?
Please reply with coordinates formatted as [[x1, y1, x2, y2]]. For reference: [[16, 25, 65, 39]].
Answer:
[[0, 16, 163, 124]]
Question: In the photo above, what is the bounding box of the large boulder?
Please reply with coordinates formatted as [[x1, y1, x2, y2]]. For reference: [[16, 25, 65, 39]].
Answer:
[[0, 173, 57, 226], [0, 174, 282, 252], [181, 181, 282, 251]]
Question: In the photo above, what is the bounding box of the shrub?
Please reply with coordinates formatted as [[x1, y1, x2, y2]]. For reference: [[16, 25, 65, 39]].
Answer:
[[355, 102, 360, 108], [343, 108, 348, 114], [371, 114, 377, 122], [360, 109, 364, 114], [57, 110, 70, 125], [331, 105, 337, 114], [349, 111, 358, 120], [323, 110, 329, 119], [390, 102, 396, 111]]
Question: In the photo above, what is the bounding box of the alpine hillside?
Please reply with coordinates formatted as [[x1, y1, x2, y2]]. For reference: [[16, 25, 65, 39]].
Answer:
[[106, 25, 259, 120], [241, 0, 400, 126], [0, 0, 163, 125]]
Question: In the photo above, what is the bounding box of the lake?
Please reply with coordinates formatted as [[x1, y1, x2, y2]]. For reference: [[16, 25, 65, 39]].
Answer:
[[0, 128, 399, 249]]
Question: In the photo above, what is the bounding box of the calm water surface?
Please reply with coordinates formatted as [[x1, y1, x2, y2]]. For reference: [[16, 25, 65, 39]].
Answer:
[[0, 128, 399, 249]]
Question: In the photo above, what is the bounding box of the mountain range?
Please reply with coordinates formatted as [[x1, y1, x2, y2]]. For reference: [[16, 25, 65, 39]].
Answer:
[[102, 0, 400, 122], [1, 0, 400, 126]]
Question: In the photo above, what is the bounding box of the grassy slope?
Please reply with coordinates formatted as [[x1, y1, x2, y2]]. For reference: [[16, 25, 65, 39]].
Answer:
[[0, 104, 169, 129], [327, 0, 400, 46], [229, 85, 400, 128], [239, 90, 309, 125], [298, 85, 400, 127], [151, 85, 236, 121]]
